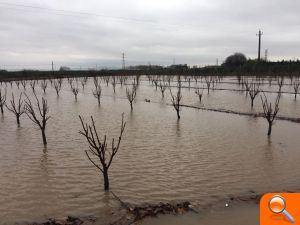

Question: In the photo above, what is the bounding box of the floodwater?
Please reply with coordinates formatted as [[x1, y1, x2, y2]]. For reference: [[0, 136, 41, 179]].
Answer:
[[0, 76, 300, 224]]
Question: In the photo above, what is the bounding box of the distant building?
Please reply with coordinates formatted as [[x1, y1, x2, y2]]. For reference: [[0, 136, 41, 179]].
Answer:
[[59, 66, 71, 71]]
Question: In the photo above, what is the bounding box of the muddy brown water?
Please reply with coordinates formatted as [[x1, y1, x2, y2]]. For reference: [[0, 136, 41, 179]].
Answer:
[[0, 76, 299, 224]]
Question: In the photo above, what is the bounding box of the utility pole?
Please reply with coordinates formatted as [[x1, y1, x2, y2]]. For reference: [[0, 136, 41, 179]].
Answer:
[[122, 53, 125, 70], [216, 58, 219, 66], [257, 30, 263, 61]]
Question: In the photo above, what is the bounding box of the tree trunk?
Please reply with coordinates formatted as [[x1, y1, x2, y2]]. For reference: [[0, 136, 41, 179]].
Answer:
[[176, 109, 180, 119], [103, 169, 109, 191], [267, 123, 272, 136], [130, 102, 133, 111], [42, 129, 47, 145], [16, 115, 20, 125], [98, 98, 100, 105], [251, 99, 254, 108], [0, 106, 3, 114]]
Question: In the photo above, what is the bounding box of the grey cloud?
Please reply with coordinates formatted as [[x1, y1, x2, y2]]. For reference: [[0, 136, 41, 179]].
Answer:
[[0, 0, 299, 70]]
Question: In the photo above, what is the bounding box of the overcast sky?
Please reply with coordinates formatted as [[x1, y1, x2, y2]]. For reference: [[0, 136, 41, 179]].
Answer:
[[0, 0, 299, 70]]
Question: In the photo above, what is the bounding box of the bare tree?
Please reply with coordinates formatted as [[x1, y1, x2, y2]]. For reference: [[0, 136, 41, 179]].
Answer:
[[159, 82, 167, 98], [24, 93, 50, 145], [126, 83, 137, 111], [6, 93, 25, 125], [104, 77, 110, 87], [153, 79, 158, 91], [0, 88, 6, 114], [277, 77, 284, 92], [79, 113, 126, 191], [30, 80, 36, 93], [111, 77, 116, 94], [15, 81, 20, 89], [81, 77, 88, 89], [93, 83, 102, 105], [249, 82, 260, 108], [260, 93, 281, 136], [71, 85, 79, 101], [21, 80, 27, 90], [119, 76, 125, 88], [93, 77, 99, 88], [170, 79, 182, 119], [41, 80, 48, 94], [243, 79, 250, 96], [53, 79, 62, 96], [293, 80, 300, 100], [205, 76, 212, 94], [195, 87, 203, 104]]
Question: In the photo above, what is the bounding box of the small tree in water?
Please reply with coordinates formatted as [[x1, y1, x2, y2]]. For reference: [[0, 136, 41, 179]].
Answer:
[[79, 113, 126, 191], [170, 78, 182, 119], [6, 93, 25, 125], [195, 87, 203, 104], [260, 92, 281, 136], [0, 88, 6, 114], [249, 82, 260, 108], [24, 93, 50, 145], [126, 83, 137, 111]]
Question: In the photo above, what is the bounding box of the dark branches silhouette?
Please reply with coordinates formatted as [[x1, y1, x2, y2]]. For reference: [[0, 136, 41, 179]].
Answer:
[[260, 92, 281, 136], [79, 113, 126, 191], [25, 93, 50, 145], [6, 93, 25, 125]]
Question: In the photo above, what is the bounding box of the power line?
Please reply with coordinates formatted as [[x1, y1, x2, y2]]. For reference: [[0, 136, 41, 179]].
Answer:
[[0, 2, 176, 27]]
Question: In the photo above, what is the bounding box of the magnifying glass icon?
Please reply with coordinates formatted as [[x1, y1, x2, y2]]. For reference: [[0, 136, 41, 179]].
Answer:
[[269, 195, 295, 223]]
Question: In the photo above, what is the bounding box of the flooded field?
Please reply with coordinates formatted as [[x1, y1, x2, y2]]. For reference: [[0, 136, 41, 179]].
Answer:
[[1, 76, 300, 224]]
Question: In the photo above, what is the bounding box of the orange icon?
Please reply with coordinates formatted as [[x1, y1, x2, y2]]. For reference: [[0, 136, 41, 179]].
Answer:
[[261, 193, 300, 224]]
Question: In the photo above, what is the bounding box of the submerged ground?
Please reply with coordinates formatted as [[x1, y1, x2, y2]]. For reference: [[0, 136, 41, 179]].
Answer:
[[0, 75, 299, 224]]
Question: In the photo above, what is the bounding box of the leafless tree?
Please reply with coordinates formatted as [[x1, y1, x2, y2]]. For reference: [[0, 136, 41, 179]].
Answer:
[[6, 93, 25, 125], [243, 79, 250, 96], [260, 92, 281, 136], [195, 87, 203, 104], [126, 83, 137, 111], [93, 77, 99, 88], [135, 75, 141, 86], [268, 77, 272, 87], [71, 85, 79, 101], [68, 77, 74, 87], [293, 80, 300, 100], [249, 82, 260, 108], [111, 77, 116, 93], [81, 77, 88, 89], [119, 76, 125, 88], [53, 79, 62, 96], [15, 81, 20, 89], [93, 83, 102, 105], [153, 79, 158, 91], [79, 113, 126, 191], [170, 79, 182, 119], [104, 77, 110, 86], [41, 80, 48, 94], [30, 80, 36, 93], [277, 77, 284, 92], [205, 76, 212, 94], [159, 82, 167, 98], [21, 80, 27, 90], [0, 88, 6, 114], [24, 93, 50, 145]]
